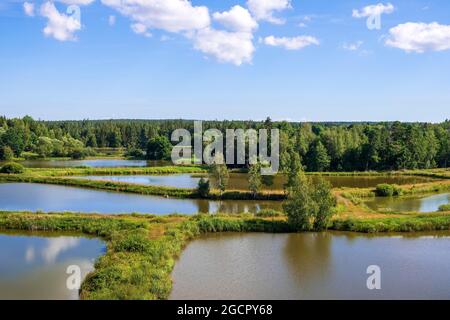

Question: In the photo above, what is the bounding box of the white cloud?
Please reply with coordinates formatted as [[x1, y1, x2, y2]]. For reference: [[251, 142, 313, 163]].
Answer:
[[23, 2, 35, 17], [131, 23, 152, 37], [352, 3, 394, 18], [193, 28, 255, 65], [213, 5, 258, 33], [108, 15, 116, 26], [55, 0, 96, 5], [247, 0, 291, 24], [343, 41, 363, 51], [40, 1, 81, 41], [385, 22, 450, 53], [263, 35, 319, 50], [101, 0, 210, 34]]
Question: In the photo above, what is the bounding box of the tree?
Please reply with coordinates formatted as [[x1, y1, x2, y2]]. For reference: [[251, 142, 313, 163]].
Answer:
[[210, 162, 229, 194], [146, 136, 172, 160], [248, 163, 262, 197], [283, 172, 336, 231], [0, 146, 14, 161], [197, 177, 210, 198], [307, 140, 330, 172], [285, 152, 302, 190], [0, 127, 25, 157]]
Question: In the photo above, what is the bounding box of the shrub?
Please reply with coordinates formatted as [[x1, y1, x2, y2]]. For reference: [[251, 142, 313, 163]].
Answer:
[[0, 146, 14, 161], [438, 204, 450, 212], [375, 184, 403, 197], [0, 162, 25, 174], [197, 177, 210, 198]]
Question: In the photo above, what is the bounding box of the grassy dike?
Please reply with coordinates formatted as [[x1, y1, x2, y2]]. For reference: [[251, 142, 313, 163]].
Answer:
[[1, 210, 450, 300]]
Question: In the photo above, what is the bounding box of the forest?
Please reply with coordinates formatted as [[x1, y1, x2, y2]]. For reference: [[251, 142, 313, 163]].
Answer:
[[0, 115, 449, 172]]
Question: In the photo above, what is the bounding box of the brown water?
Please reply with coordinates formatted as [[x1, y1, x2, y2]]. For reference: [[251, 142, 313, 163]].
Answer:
[[170, 231, 450, 300], [77, 173, 435, 190], [0, 230, 105, 300], [0, 183, 282, 214], [365, 193, 450, 213]]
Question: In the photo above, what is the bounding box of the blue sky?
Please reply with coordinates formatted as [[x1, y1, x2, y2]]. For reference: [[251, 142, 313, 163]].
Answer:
[[1, 0, 449, 122]]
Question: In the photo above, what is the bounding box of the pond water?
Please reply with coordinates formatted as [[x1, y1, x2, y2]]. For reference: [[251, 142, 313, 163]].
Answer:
[[170, 231, 450, 300], [80, 174, 202, 189], [75, 173, 435, 190], [0, 230, 105, 300], [365, 193, 450, 213], [0, 183, 282, 214], [1, 159, 169, 168]]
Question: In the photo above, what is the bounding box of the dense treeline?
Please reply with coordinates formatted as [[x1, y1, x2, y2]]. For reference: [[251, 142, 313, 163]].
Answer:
[[0, 116, 449, 171]]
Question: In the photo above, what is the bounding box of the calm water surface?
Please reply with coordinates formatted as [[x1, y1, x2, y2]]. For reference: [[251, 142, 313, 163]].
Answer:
[[80, 174, 202, 189], [76, 173, 435, 189], [170, 232, 450, 300], [0, 183, 282, 214], [0, 230, 105, 300], [4, 159, 169, 168], [365, 193, 450, 212]]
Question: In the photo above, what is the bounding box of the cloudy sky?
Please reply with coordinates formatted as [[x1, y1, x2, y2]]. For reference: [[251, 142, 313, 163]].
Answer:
[[1, 0, 449, 121]]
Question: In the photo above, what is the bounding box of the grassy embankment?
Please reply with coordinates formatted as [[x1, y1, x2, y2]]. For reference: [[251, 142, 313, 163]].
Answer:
[[0, 209, 449, 300]]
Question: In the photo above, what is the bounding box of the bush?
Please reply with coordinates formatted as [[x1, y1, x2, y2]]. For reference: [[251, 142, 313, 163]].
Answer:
[[375, 184, 403, 197], [0, 162, 25, 174], [70, 149, 86, 160], [197, 177, 210, 198], [125, 148, 145, 159], [438, 204, 450, 212], [0, 146, 14, 161]]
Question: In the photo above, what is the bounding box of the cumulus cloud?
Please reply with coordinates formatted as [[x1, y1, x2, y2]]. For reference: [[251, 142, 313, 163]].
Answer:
[[23, 2, 35, 17], [192, 28, 255, 65], [385, 22, 450, 53], [262, 35, 319, 50], [213, 5, 258, 33], [131, 23, 152, 37], [40, 1, 81, 41], [343, 41, 363, 51], [101, 0, 210, 33], [352, 3, 394, 18], [247, 0, 291, 24]]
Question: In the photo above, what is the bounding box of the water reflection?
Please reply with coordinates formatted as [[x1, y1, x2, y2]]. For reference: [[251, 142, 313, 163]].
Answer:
[[0, 183, 282, 215], [170, 231, 450, 300], [365, 193, 450, 212], [0, 231, 105, 300], [0, 159, 169, 168]]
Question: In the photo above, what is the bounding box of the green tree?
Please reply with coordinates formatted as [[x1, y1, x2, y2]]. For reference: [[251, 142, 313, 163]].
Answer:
[[308, 141, 330, 172], [285, 152, 302, 190], [248, 163, 262, 197], [146, 136, 172, 160], [210, 162, 229, 194], [283, 172, 336, 231]]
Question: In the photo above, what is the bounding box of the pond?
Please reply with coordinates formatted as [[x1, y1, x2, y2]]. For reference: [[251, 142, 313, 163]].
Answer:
[[365, 193, 450, 213], [170, 231, 450, 300], [76, 173, 435, 190], [0, 230, 105, 300], [0, 183, 282, 215], [1, 159, 169, 168]]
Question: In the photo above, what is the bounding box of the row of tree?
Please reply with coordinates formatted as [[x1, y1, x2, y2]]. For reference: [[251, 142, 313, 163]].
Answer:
[[1, 116, 449, 171]]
